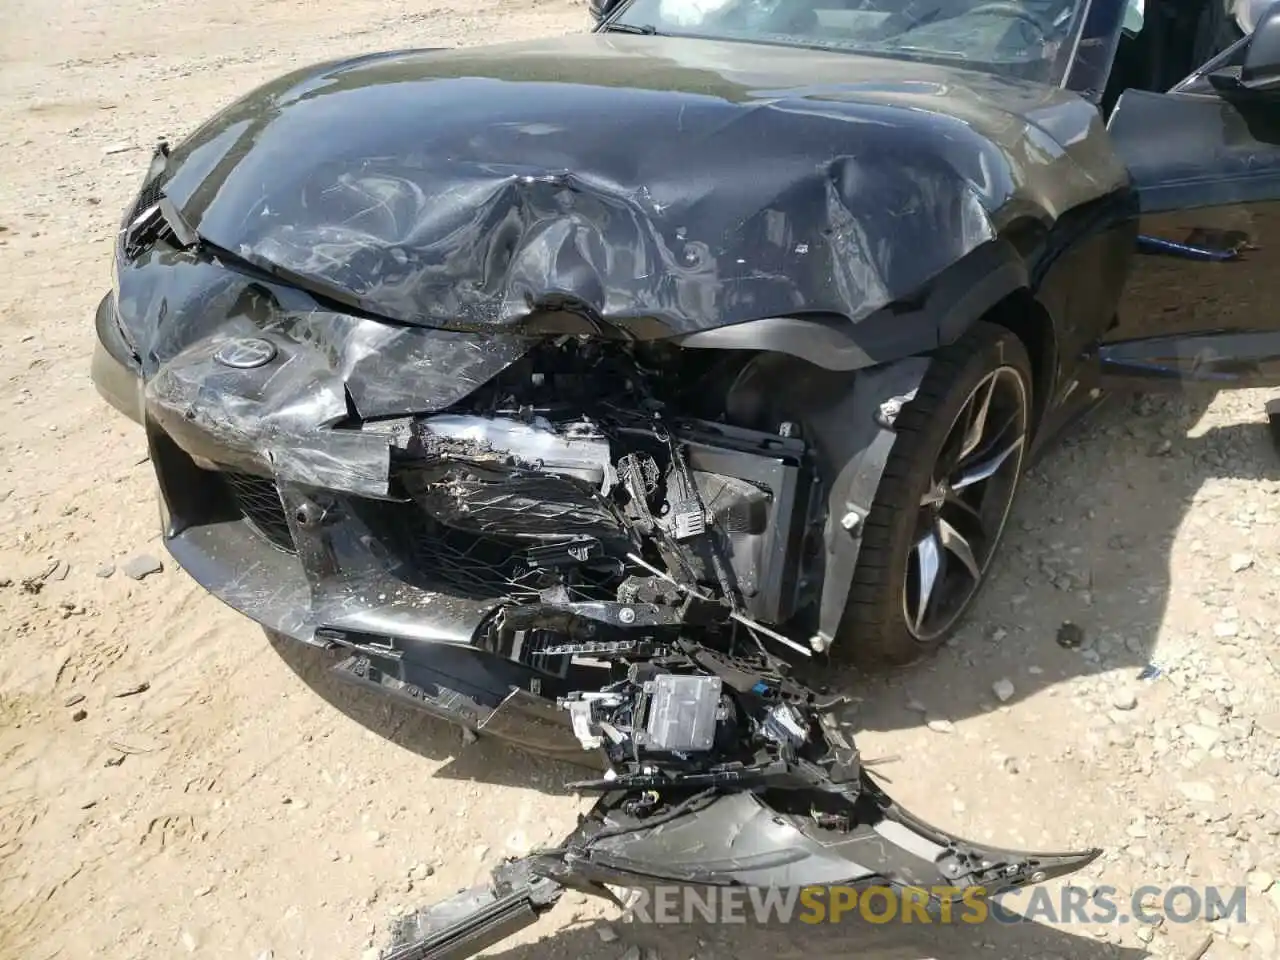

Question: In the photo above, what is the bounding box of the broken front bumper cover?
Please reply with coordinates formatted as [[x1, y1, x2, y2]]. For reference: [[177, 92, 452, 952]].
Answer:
[[379, 649, 1098, 959], [383, 773, 1100, 960]]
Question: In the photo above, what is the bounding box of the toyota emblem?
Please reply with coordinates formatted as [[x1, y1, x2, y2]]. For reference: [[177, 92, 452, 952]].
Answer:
[[214, 337, 277, 369]]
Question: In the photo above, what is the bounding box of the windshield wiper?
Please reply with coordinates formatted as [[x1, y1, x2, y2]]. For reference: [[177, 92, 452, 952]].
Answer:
[[602, 22, 660, 34]]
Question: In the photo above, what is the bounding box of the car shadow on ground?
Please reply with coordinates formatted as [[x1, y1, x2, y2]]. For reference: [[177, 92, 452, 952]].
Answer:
[[266, 630, 588, 792], [450, 911, 1150, 960], [837, 387, 1279, 735]]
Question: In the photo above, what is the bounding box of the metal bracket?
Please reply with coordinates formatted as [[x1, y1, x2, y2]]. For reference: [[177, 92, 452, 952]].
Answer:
[[815, 356, 931, 647]]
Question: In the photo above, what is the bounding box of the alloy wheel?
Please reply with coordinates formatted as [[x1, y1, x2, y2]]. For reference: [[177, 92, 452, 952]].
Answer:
[[902, 366, 1029, 642]]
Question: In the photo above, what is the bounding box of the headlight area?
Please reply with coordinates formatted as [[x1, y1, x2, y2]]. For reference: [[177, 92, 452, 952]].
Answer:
[[90, 290, 144, 424]]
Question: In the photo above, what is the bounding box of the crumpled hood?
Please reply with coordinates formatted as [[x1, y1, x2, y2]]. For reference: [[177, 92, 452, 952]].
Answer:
[[156, 33, 1123, 335]]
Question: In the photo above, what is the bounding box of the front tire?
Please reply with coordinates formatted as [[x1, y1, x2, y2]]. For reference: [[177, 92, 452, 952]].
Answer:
[[837, 321, 1033, 668]]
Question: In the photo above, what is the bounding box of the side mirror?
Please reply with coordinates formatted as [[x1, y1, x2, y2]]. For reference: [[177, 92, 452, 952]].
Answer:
[[1244, 1, 1280, 84]]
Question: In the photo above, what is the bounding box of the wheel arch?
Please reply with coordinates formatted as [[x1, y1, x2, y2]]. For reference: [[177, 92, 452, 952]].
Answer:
[[671, 238, 1051, 377], [915, 236, 1060, 441], [968, 289, 1058, 442]]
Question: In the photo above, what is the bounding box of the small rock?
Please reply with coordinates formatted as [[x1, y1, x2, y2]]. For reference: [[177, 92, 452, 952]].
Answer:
[[1000, 755, 1022, 774], [1182, 724, 1221, 751], [1056, 621, 1084, 649], [1111, 688, 1138, 711], [1228, 553, 1254, 573], [64, 693, 85, 707], [360, 949, 381, 960], [1177, 780, 1216, 804], [58, 600, 86, 619], [952, 799, 967, 814], [181, 931, 198, 953], [1196, 707, 1222, 727], [460, 727, 477, 746], [114, 681, 150, 698], [1136, 926, 1155, 944], [408, 863, 434, 882], [95, 563, 115, 578], [1106, 727, 1133, 748], [122, 555, 163, 580], [473, 844, 490, 860], [926, 718, 955, 734], [194, 885, 212, 897], [1213, 621, 1240, 638], [49, 560, 70, 581], [596, 925, 619, 944], [256, 952, 275, 960], [366, 830, 383, 844], [71, 709, 87, 722], [103, 143, 133, 155], [992, 678, 1015, 703]]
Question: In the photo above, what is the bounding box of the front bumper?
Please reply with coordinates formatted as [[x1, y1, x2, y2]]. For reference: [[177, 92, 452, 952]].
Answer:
[[89, 290, 587, 760], [90, 291, 144, 424], [386, 777, 1102, 960]]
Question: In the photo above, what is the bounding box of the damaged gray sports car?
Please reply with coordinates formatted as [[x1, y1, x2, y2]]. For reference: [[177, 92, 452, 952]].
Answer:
[[91, 0, 1280, 951]]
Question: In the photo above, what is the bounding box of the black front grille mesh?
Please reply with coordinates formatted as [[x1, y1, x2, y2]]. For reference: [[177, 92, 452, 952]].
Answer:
[[129, 177, 163, 224], [371, 508, 545, 602], [223, 472, 296, 553], [217, 471, 618, 604]]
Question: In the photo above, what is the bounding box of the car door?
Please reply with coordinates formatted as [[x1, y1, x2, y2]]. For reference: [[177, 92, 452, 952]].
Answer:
[[1099, 19, 1280, 386]]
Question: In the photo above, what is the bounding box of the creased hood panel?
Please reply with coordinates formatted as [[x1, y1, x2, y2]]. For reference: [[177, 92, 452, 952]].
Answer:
[[159, 33, 1123, 334]]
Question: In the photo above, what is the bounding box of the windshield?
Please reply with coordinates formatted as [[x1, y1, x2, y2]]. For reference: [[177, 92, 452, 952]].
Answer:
[[607, 0, 1088, 83]]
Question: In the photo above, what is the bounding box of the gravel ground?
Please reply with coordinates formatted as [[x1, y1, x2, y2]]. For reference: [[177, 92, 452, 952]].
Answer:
[[1, 3, 1279, 959]]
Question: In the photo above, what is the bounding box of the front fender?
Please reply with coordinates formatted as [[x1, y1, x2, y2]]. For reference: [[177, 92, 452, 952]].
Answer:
[[672, 239, 1030, 372], [722, 352, 932, 650]]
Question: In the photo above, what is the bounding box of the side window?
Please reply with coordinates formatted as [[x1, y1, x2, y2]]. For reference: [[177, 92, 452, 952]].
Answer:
[[1122, 0, 1144, 35]]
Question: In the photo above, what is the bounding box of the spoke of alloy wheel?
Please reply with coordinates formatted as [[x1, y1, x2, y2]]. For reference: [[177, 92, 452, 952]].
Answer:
[[911, 528, 944, 633], [959, 374, 997, 461], [937, 516, 981, 581], [951, 433, 1025, 491], [941, 487, 983, 522], [920, 484, 945, 507], [957, 407, 1021, 470]]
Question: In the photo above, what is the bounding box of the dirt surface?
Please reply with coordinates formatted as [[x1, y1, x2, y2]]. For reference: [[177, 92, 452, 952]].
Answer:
[[2, 3, 1280, 959]]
